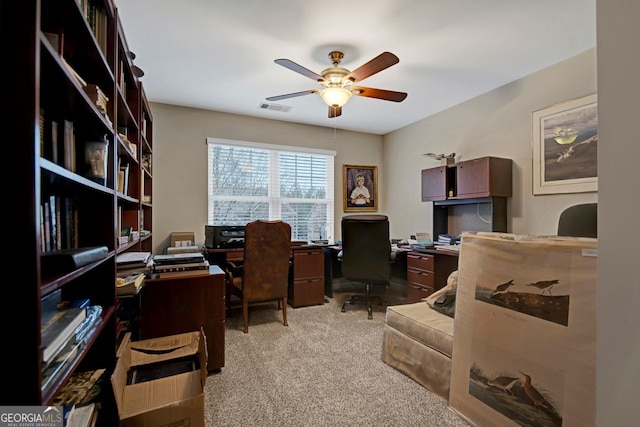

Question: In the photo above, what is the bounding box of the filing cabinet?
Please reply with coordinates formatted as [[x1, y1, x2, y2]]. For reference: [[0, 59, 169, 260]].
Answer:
[[289, 246, 325, 307], [406, 250, 459, 303], [406, 251, 436, 302]]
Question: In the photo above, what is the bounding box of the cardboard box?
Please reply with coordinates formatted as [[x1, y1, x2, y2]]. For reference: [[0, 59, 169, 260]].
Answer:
[[170, 232, 195, 247], [111, 331, 208, 427]]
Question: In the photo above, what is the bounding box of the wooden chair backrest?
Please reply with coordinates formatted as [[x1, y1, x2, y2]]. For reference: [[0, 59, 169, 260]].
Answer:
[[241, 220, 292, 302]]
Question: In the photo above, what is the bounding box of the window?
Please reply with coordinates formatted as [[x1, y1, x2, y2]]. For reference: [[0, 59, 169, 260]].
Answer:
[[207, 138, 335, 242]]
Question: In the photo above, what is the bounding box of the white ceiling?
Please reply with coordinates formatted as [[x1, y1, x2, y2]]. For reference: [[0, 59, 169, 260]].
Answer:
[[116, 0, 596, 135]]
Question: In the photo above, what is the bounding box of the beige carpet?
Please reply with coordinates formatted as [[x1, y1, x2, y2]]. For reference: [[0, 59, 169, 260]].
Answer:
[[204, 291, 470, 426]]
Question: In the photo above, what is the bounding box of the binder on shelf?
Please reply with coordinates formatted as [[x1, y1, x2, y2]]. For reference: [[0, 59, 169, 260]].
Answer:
[[41, 246, 108, 275]]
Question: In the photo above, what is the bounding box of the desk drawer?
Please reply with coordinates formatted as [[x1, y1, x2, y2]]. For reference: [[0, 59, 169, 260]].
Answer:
[[289, 277, 325, 307], [407, 268, 434, 287], [407, 283, 434, 302], [293, 249, 324, 277], [407, 252, 434, 270]]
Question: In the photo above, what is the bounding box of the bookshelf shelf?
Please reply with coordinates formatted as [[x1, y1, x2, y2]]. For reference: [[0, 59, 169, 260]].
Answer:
[[5, 0, 152, 416]]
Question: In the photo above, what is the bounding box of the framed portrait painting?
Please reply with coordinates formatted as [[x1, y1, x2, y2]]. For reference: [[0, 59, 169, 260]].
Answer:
[[532, 93, 598, 195], [343, 164, 377, 212]]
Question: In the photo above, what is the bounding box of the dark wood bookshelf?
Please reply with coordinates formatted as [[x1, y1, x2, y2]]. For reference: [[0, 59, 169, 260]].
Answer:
[[4, 0, 152, 415]]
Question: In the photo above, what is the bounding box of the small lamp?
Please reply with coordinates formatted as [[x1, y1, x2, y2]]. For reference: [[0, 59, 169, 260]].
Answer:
[[320, 87, 352, 107]]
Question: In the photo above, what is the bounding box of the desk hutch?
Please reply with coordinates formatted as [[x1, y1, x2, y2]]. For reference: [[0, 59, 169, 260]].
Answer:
[[412, 156, 513, 302]]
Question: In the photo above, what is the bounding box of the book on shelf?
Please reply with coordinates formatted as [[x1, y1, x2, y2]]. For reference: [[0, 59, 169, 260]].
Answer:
[[41, 338, 84, 393], [117, 251, 152, 266], [63, 119, 76, 172], [51, 119, 59, 164], [74, 305, 103, 342], [62, 58, 87, 87], [52, 367, 108, 408], [41, 307, 87, 363], [41, 246, 108, 275]]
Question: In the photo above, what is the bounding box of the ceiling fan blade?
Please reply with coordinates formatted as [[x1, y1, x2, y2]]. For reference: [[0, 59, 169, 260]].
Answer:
[[266, 89, 318, 101], [274, 59, 325, 82], [344, 52, 400, 83], [328, 105, 342, 118], [352, 86, 408, 102]]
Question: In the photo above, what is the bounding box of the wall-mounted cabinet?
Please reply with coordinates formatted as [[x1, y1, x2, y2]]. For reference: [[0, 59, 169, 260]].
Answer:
[[422, 157, 513, 240], [422, 156, 512, 201]]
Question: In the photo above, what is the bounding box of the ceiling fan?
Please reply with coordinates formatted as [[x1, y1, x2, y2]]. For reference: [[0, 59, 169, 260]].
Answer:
[[266, 51, 408, 118]]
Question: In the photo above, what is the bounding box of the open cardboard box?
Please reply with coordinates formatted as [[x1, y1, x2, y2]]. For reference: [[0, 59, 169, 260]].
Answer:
[[111, 330, 208, 427]]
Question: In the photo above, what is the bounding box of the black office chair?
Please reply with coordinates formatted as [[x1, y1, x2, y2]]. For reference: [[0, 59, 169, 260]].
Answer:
[[339, 214, 393, 319], [557, 203, 597, 237]]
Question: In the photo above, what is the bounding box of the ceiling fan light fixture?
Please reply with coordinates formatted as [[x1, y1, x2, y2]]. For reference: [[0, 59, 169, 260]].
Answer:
[[320, 87, 352, 107]]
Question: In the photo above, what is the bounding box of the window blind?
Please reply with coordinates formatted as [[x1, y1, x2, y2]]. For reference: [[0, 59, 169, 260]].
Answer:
[[206, 138, 335, 242]]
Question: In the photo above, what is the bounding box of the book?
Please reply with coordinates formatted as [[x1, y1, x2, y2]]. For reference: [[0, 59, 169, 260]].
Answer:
[[116, 272, 146, 296], [117, 251, 152, 268], [41, 338, 84, 393], [66, 403, 97, 427], [52, 368, 108, 407], [153, 260, 209, 273], [41, 307, 87, 363], [74, 305, 103, 342], [153, 252, 204, 265], [41, 246, 108, 275], [150, 268, 212, 279]]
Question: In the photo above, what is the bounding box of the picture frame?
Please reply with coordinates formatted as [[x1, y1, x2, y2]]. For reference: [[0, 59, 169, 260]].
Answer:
[[532, 93, 598, 195], [343, 164, 378, 212]]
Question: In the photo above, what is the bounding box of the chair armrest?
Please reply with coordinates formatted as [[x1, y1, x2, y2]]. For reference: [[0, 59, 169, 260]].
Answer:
[[225, 261, 243, 279]]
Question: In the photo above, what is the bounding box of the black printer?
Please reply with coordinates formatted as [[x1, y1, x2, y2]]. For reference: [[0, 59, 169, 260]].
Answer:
[[205, 225, 246, 248]]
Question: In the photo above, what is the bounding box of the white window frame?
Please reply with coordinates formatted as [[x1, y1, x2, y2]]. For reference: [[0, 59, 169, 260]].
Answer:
[[206, 137, 336, 242]]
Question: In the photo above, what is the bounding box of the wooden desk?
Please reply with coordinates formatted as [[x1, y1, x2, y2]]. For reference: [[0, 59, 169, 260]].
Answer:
[[140, 265, 226, 372], [205, 245, 325, 308]]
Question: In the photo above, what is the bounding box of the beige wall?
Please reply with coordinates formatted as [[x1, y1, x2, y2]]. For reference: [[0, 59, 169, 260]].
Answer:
[[596, 0, 638, 424], [383, 48, 598, 241], [149, 105, 382, 253], [151, 49, 598, 252]]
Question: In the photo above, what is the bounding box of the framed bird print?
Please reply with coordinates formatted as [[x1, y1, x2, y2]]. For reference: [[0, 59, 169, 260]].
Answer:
[[532, 93, 598, 195], [449, 232, 598, 427]]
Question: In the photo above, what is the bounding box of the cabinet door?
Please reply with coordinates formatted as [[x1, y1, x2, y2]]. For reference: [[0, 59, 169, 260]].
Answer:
[[456, 157, 490, 198], [293, 249, 324, 278], [421, 166, 448, 201], [457, 157, 512, 198]]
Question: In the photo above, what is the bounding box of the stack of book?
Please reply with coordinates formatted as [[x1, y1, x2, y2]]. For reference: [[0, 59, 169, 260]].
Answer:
[[83, 84, 108, 118], [152, 252, 210, 277], [40, 292, 103, 393], [116, 271, 146, 296], [436, 234, 460, 245], [116, 251, 153, 275]]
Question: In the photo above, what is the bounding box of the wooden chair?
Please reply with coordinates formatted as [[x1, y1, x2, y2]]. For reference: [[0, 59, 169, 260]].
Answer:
[[225, 220, 291, 333]]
